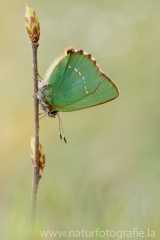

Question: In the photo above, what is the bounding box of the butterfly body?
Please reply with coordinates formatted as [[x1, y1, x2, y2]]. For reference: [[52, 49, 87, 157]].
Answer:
[[37, 48, 119, 142]]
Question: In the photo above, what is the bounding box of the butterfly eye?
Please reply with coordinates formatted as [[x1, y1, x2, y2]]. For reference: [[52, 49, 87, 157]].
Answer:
[[49, 111, 58, 118]]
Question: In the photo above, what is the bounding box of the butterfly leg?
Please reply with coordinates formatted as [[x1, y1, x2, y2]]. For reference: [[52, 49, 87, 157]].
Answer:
[[37, 73, 44, 82], [39, 112, 45, 115], [39, 112, 48, 119], [32, 76, 49, 85]]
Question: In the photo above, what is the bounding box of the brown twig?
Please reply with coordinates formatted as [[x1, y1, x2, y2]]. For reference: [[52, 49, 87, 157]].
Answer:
[[25, 5, 41, 236], [30, 41, 40, 231]]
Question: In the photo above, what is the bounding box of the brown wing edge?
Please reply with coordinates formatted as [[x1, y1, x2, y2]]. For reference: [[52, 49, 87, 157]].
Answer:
[[66, 47, 100, 73]]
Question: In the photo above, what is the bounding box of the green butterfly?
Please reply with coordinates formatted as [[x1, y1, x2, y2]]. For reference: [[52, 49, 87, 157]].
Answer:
[[37, 48, 119, 143]]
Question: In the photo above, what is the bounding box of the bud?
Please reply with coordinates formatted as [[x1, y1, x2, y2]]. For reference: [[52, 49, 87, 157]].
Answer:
[[39, 141, 45, 174], [25, 5, 40, 42], [30, 137, 35, 167], [31, 137, 45, 175]]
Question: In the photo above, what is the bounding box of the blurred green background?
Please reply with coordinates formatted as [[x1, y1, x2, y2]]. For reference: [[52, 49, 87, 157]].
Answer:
[[1, 0, 160, 239]]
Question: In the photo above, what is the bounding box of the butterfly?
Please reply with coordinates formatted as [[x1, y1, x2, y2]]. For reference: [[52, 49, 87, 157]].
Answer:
[[37, 48, 119, 143]]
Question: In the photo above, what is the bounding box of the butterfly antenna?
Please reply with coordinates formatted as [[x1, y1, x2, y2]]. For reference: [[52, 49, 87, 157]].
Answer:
[[57, 113, 67, 144], [57, 113, 62, 140]]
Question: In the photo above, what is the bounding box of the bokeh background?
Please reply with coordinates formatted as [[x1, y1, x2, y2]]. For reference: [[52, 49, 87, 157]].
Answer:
[[1, 0, 160, 239]]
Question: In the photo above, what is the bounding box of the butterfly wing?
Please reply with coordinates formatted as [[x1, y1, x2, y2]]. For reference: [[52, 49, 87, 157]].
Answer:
[[45, 48, 101, 107], [53, 71, 119, 112]]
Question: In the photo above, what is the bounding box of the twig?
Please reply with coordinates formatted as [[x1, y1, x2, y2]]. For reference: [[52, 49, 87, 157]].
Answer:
[[25, 5, 42, 236], [30, 42, 40, 231]]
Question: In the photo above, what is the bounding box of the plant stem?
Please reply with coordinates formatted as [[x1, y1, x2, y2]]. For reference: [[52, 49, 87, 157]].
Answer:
[[31, 42, 40, 232]]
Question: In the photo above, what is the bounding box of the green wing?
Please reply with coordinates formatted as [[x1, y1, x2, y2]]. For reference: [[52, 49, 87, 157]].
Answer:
[[54, 72, 119, 112], [45, 49, 101, 107]]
